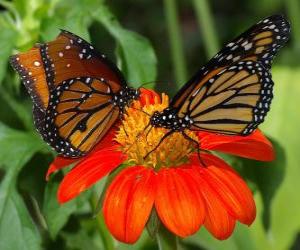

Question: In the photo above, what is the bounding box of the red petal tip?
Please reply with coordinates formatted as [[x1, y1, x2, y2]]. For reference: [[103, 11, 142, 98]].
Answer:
[[198, 129, 275, 162]]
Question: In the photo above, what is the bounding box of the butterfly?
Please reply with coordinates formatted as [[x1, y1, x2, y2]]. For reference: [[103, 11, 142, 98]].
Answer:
[[145, 14, 290, 158], [10, 30, 140, 157]]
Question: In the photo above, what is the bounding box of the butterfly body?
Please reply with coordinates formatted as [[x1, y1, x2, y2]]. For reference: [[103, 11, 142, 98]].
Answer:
[[145, 15, 290, 157]]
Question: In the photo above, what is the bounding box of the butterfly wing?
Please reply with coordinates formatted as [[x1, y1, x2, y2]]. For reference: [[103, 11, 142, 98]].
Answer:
[[171, 14, 290, 108], [211, 14, 290, 69], [178, 61, 273, 135], [10, 30, 126, 157], [41, 77, 119, 157]]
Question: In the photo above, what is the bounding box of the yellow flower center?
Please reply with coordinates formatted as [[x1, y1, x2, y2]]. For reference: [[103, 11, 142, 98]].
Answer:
[[115, 93, 198, 169]]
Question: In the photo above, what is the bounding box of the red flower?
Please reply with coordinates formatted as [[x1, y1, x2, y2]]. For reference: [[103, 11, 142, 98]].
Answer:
[[48, 88, 274, 243]]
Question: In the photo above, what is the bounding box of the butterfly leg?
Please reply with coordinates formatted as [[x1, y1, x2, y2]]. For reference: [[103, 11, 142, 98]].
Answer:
[[145, 125, 153, 143], [123, 122, 151, 154], [143, 130, 174, 160], [181, 131, 207, 167], [118, 112, 129, 136]]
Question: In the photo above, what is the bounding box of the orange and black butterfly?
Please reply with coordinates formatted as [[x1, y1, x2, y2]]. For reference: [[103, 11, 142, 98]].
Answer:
[[146, 15, 290, 157], [10, 30, 139, 157]]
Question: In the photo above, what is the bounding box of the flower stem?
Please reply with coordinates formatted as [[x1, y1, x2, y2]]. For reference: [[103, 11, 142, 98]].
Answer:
[[163, 0, 187, 87], [90, 194, 115, 250], [192, 0, 219, 58], [156, 226, 180, 250]]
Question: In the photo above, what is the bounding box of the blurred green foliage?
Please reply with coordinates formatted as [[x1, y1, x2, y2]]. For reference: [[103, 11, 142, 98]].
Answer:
[[0, 0, 300, 249]]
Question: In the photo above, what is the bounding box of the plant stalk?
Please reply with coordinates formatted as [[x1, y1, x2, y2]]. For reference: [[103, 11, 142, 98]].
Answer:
[[90, 194, 115, 250], [192, 0, 219, 58], [156, 226, 180, 250], [163, 0, 187, 87]]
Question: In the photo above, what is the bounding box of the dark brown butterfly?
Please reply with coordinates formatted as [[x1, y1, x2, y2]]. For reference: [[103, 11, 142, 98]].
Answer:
[[10, 30, 139, 157], [145, 14, 290, 158]]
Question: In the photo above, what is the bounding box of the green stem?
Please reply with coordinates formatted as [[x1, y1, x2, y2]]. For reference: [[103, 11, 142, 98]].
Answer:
[[163, 0, 187, 87], [90, 195, 115, 250], [285, 0, 300, 52], [192, 0, 219, 58], [156, 226, 180, 250]]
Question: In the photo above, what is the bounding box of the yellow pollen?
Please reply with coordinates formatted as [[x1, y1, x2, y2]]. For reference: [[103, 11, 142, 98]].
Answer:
[[115, 93, 199, 169]]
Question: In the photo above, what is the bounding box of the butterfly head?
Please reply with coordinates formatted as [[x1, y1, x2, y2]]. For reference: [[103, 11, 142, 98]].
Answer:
[[127, 86, 140, 101], [114, 86, 140, 113]]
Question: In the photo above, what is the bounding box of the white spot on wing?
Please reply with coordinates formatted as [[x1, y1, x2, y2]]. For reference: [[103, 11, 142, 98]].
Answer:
[[34, 61, 41, 66]]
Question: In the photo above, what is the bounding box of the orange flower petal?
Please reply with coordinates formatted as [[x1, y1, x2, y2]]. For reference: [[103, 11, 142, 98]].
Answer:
[[47, 127, 117, 180], [193, 170, 236, 240], [189, 152, 232, 171], [103, 166, 156, 244], [155, 168, 205, 237], [139, 88, 161, 106], [57, 146, 126, 203], [198, 154, 256, 225], [198, 130, 275, 161]]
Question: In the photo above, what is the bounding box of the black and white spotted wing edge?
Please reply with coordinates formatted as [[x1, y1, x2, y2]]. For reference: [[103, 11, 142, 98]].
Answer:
[[10, 55, 45, 110], [229, 61, 273, 135], [212, 14, 290, 69]]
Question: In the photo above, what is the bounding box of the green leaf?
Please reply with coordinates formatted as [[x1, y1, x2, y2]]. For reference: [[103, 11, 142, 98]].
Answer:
[[0, 190, 41, 250], [61, 229, 104, 250], [0, 24, 17, 85], [0, 123, 44, 171], [0, 123, 45, 250], [93, 4, 157, 87], [43, 181, 89, 239], [40, 0, 92, 41], [116, 230, 156, 250], [146, 209, 160, 239], [0, 88, 33, 131], [183, 223, 257, 250]]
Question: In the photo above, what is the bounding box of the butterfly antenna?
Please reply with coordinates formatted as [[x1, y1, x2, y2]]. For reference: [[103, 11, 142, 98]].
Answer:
[[139, 81, 171, 88], [181, 131, 207, 167], [139, 81, 158, 88], [145, 125, 153, 143], [130, 107, 151, 116]]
